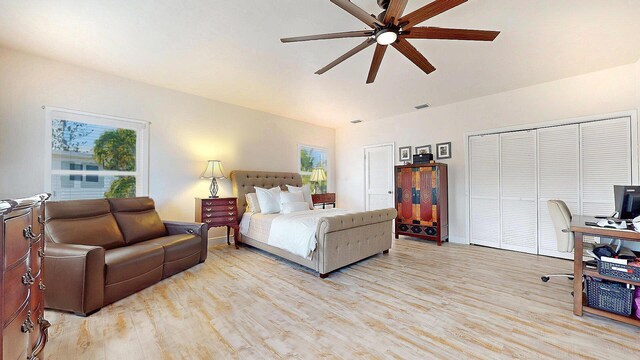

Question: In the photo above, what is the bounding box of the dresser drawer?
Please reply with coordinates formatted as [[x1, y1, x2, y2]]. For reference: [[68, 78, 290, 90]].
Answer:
[[4, 259, 31, 324], [201, 204, 237, 212], [203, 216, 237, 226], [202, 210, 237, 219], [4, 211, 33, 268], [2, 303, 30, 360], [202, 198, 236, 207]]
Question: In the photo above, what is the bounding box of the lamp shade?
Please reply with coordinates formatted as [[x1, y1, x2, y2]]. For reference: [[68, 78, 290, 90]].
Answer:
[[310, 167, 327, 182], [200, 160, 225, 179]]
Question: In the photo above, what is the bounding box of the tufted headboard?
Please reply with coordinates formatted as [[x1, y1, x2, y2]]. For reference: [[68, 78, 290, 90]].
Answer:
[[230, 170, 302, 219]]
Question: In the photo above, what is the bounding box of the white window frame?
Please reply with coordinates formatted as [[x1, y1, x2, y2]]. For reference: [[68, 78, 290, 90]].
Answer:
[[44, 106, 150, 199], [297, 143, 329, 183]]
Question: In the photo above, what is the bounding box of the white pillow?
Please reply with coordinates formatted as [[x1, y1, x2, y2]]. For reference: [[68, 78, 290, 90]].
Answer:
[[281, 202, 312, 214], [286, 184, 314, 210], [254, 186, 281, 214], [280, 191, 304, 206], [245, 193, 261, 213]]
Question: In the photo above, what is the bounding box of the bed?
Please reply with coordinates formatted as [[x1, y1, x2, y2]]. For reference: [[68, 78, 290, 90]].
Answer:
[[230, 170, 397, 278]]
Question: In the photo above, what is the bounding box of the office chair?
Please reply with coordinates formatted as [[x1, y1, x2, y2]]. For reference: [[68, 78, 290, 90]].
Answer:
[[541, 200, 575, 282]]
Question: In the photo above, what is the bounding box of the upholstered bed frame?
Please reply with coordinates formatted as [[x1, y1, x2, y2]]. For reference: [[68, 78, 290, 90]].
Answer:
[[230, 170, 397, 278]]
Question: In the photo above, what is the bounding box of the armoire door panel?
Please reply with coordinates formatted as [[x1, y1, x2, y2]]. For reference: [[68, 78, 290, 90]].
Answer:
[[419, 168, 433, 222]]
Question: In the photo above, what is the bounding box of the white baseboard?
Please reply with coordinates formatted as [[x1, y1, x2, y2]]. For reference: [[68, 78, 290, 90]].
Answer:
[[208, 235, 235, 246], [449, 236, 468, 245]]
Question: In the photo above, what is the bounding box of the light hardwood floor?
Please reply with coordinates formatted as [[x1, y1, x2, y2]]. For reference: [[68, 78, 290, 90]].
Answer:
[[45, 239, 640, 359]]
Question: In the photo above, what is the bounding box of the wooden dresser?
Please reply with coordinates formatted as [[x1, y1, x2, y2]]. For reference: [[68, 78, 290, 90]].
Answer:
[[195, 197, 239, 246], [395, 163, 449, 245], [1, 194, 50, 360]]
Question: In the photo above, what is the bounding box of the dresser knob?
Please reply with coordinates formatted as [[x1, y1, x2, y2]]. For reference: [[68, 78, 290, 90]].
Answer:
[[205, 207, 212, 211], [228, 201, 234, 204], [22, 268, 35, 286], [228, 206, 234, 210], [39, 280, 46, 291], [228, 217, 234, 221], [38, 248, 46, 257], [228, 212, 234, 216]]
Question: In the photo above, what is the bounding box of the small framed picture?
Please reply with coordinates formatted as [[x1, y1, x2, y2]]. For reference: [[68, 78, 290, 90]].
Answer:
[[399, 146, 412, 161], [436, 142, 452, 159], [415, 145, 432, 155]]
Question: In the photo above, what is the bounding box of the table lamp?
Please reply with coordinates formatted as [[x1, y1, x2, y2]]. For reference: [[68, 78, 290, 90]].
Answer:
[[310, 167, 327, 194], [200, 160, 225, 198]]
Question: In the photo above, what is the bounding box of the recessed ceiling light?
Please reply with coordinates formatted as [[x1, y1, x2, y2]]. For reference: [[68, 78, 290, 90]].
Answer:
[[350, 120, 363, 124], [414, 103, 430, 110]]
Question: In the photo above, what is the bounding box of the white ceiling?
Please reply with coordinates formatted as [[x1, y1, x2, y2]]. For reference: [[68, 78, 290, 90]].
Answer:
[[1, 0, 639, 128]]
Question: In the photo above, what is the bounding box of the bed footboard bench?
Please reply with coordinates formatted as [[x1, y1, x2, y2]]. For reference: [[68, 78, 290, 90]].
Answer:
[[316, 208, 397, 277]]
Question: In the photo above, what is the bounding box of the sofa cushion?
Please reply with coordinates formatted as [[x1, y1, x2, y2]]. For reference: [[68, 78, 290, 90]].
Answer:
[[108, 198, 166, 244], [45, 199, 126, 250], [139, 234, 201, 262], [104, 242, 164, 285]]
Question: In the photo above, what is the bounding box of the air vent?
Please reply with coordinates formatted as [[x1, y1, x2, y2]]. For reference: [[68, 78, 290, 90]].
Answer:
[[350, 120, 363, 124], [414, 103, 430, 110]]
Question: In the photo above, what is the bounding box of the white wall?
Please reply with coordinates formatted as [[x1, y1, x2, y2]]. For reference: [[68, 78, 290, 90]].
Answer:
[[0, 47, 335, 238], [337, 61, 640, 243]]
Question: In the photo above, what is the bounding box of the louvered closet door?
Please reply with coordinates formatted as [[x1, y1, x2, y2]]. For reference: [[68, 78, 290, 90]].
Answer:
[[469, 134, 500, 248], [581, 117, 632, 216], [500, 131, 538, 254], [537, 124, 580, 259]]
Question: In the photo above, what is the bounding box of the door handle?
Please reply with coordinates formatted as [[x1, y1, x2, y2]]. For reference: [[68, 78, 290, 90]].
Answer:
[[388, 191, 393, 194]]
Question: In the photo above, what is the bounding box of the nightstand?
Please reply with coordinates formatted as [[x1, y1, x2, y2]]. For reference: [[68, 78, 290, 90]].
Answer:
[[195, 197, 239, 246], [311, 193, 336, 209]]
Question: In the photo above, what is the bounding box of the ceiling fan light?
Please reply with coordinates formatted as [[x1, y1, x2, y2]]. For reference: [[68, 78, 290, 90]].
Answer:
[[375, 30, 397, 46]]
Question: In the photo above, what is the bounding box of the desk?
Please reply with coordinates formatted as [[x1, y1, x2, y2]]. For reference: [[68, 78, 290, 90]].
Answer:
[[570, 215, 640, 326]]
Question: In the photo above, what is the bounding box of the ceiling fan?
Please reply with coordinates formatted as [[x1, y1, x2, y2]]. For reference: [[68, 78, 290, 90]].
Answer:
[[281, 0, 500, 84]]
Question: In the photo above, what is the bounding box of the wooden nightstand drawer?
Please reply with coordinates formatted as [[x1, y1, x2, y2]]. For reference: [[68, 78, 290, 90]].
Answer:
[[203, 217, 237, 226], [202, 211, 237, 219], [202, 198, 237, 207], [202, 204, 237, 212]]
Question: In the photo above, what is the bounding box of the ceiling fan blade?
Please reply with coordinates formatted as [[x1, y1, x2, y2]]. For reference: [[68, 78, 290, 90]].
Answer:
[[281, 30, 374, 43], [403, 27, 499, 41], [391, 38, 436, 74], [398, 0, 467, 30], [383, 0, 409, 25], [366, 44, 388, 84], [316, 38, 376, 75], [330, 0, 385, 28]]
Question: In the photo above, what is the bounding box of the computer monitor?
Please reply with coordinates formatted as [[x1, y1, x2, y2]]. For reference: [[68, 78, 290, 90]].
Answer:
[[614, 185, 640, 220]]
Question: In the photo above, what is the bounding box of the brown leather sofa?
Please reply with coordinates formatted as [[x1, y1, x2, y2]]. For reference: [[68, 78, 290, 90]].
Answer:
[[43, 197, 207, 316]]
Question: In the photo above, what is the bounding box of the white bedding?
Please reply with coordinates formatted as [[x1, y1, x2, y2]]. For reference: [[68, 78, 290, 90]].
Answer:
[[240, 208, 349, 259]]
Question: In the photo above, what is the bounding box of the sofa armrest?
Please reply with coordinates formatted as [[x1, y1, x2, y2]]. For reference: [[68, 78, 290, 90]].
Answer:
[[164, 221, 208, 262], [43, 242, 105, 316]]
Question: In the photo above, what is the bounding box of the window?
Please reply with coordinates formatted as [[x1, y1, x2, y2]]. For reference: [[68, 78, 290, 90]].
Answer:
[[45, 107, 149, 201], [298, 144, 328, 194]]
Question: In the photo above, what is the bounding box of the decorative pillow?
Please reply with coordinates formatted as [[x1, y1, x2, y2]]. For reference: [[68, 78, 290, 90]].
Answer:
[[254, 186, 281, 214], [286, 184, 314, 210], [245, 193, 261, 213], [281, 202, 312, 214], [280, 191, 304, 206]]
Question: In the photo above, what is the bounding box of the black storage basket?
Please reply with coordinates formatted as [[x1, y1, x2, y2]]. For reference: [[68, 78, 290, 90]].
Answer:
[[586, 277, 635, 316], [598, 260, 640, 282]]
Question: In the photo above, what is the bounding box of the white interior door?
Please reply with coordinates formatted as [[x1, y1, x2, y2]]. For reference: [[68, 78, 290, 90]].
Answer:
[[500, 130, 538, 254], [537, 124, 580, 259], [581, 117, 632, 216], [469, 134, 501, 248], [364, 144, 394, 211]]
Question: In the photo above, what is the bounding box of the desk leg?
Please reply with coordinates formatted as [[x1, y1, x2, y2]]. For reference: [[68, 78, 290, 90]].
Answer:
[[573, 231, 584, 316]]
